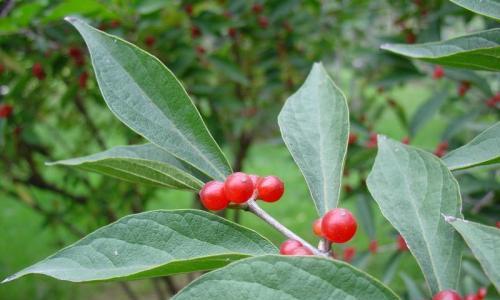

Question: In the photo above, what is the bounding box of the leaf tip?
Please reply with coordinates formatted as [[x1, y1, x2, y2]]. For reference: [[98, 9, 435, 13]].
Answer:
[[1, 275, 14, 284], [64, 16, 78, 24], [442, 214, 462, 223]]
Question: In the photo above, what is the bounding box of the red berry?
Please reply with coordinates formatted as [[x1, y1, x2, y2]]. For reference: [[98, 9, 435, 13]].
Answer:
[[0, 104, 13, 118], [228, 27, 237, 39], [195, 45, 205, 56], [224, 172, 254, 203], [279, 239, 302, 255], [366, 132, 378, 148], [458, 81, 471, 97], [433, 290, 462, 300], [191, 26, 202, 39], [32, 62, 46, 80], [405, 30, 416, 44], [68, 47, 83, 59], [343, 247, 356, 262], [321, 208, 357, 243], [496, 221, 500, 228], [369, 240, 378, 254], [433, 66, 445, 79], [252, 3, 263, 14], [110, 19, 121, 28], [476, 287, 487, 299], [79, 71, 89, 89], [256, 176, 284, 202], [434, 141, 449, 157], [248, 174, 260, 187], [145, 35, 156, 48], [199, 181, 229, 211], [313, 218, 323, 237], [0, 64, 4, 75], [184, 4, 193, 16], [402, 136, 410, 145], [397, 234, 409, 251], [258, 16, 269, 29], [348, 133, 357, 145], [290, 246, 313, 256], [343, 184, 353, 194], [464, 294, 478, 300]]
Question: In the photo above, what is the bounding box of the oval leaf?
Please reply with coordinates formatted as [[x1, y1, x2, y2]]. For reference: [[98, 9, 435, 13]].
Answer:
[[444, 122, 500, 171], [173, 256, 400, 300], [446, 218, 500, 292], [366, 137, 463, 294], [381, 29, 500, 71], [47, 144, 208, 191], [2, 210, 277, 283], [65, 17, 232, 181], [450, 0, 500, 20], [278, 62, 349, 215]]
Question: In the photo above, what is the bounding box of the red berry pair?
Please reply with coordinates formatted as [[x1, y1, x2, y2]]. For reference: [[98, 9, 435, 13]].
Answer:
[[312, 208, 357, 243], [279, 239, 312, 256], [199, 172, 284, 211]]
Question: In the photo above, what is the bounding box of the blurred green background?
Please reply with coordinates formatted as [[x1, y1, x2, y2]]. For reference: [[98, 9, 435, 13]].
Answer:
[[0, 0, 498, 299]]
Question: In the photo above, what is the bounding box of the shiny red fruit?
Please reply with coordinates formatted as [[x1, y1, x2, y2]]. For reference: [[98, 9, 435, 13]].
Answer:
[[433, 66, 445, 79], [224, 172, 254, 203], [397, 234, 409, 251], [433, 290, 462, 300], [313, 218, 323, 237], [199, 181, 229, 211], [256, 176, 284, 202], [369, 240, 378, 254], [343, 247, 356, 262], [476, 287, 487, 299], [279, 239, 302, 255], [321, 208, 357, 243], [290, 246, 313, 256], [0, 104, 13, 118]]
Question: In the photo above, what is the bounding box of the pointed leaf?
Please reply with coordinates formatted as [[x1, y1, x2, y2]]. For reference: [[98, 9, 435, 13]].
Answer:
[[278, 63, 349, 215], [2, 210, 276, 283], [380, 29, 500, 71], [65, 17, 231, 181], [450, 0, 500, 21], [48, 144, 207, 191], [366, 137, 463, 294], [447, 218, 500, 292], [443, 122, 500, 171], [173, 256, 400, 300]]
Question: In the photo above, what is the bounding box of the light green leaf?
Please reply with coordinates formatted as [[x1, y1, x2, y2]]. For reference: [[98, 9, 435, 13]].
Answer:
[[2, 210, 277, 283], [380, 29, 500, 71], [444, 122, 500, 171], [447, 218, 500, 292], [450, 0, 500, 21], [278, 63, 349, 215], [48, 144, 207, 191], [173, 256, 400, 300], [66, 17, 232, 181], [366, 137, 463, 294]]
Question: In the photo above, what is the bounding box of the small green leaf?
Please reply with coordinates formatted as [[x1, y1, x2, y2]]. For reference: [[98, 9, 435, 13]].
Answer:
[[366, 137, 463, 294], [65, 17, 232, 181], [48, 144, 207, 191], [2, 210, 277, 283], [380, 29, 500, 71], [447, 217, 500, 292], [450, 0, 500, 20], [173, 256, 400, 300], [278, 63, 349, 215], [444, 122, 500, 171]]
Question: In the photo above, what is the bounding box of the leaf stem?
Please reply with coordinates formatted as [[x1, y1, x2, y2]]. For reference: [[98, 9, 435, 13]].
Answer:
[[246, 199, 326, 256]]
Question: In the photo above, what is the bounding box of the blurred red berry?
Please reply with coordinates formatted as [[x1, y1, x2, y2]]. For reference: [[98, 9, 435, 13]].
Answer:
[[145, 35, 156, 48], [485, 92, 500, 108], [369, 240, 378, 254], [343, 184, 353, 194], [79, 71, 89, 89], [258, 16, 269, 29], [496, 221, 500, 228], [0, 64, 4, 75], [476, 287, 487, 299], [228, 27, 237, 39], [343, 247, 356, 262], [458, 81, 471, 97], [32, 62, 46, 80], [348, 133, 358, 145], [68, 47, 83, 59], [199, 181, 229, 211], [434, 141, 449, 157], [402, 136, 410, 145], [405, 30, 416, 44], [313, 218, 323, 237], [0, 104, 13, 118], [433, 290, 462, 300], [366, 132, 378, 148], [191, 26, 202, 39], [387, 98, 397, 107], [464, 294, 478, 300], [433, 66, 445, 79], [290, 246, 313, 256], [196, 45, 206, 56], [252, 3, 263, 14], [257, 176, 284, 202], [280, 239, 302, 255], [322, 208, 357, 243], [184, 4, 193, 16], [397, 234, 409, 251], [225, 172, 254, 203], [223, 10, 232, 19], [110, 19, 121, 28]]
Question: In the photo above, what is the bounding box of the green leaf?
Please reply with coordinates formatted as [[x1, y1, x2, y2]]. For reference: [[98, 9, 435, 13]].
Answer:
[[278, 63, 349, 215], [2, 210, 276, 283], [382, 252, 402, 284], [450, 0, 500, 21], [65, 17, 232, 181], [400, 272, 427, 300], [173, 256, 400, 300], [380, 29, 500, 71], [209, 56, 249, 86], [356, 194, 376, 239], [366, 137, 463, 294], [447, 218, 500, 292], [443, 122, 500, 171], [409, 88, 448, 137], [47, 144, 207, 191]]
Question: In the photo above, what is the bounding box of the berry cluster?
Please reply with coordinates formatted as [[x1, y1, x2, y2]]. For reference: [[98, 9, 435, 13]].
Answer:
[[198, 172, 284, 211], [433, 287, 487, 300]]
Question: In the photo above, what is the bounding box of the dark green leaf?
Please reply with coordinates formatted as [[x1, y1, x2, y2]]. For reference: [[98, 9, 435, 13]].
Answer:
[[48, 144, 207, 191], [380, 29, 500, 71], [444, 122, 500, 171], [2, 210, 276, 283], [173, 256, 400, 300], [367, 137, 464, 294], [450, 0, 500, 20], [278, 63, 349, 215], [66, 17, 232, 181]]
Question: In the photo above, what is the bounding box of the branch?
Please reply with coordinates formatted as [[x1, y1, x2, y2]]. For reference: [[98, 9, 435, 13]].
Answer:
[[246, 199, 326, 256]]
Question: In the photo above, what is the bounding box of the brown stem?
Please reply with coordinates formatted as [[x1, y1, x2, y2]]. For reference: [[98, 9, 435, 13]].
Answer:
[[162, 276, 179, 296], [118, 282, 139, 300], [152, 278, 166, 300]]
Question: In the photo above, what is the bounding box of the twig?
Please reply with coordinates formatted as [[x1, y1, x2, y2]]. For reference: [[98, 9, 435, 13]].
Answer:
[[246, 199, 326, 256], [152, 278, 166, 300], [162, 276, 178, 296], [118, 282, 139, 300]]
